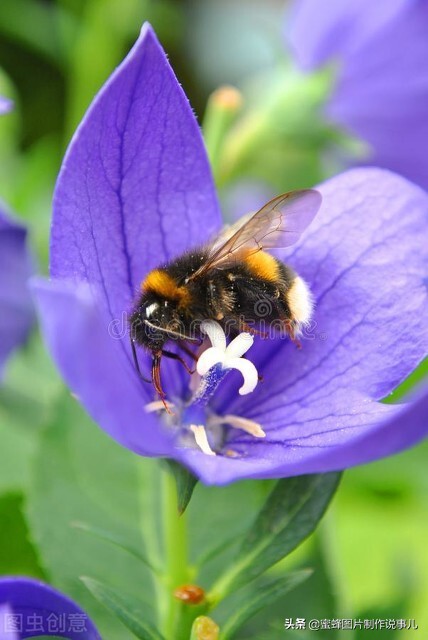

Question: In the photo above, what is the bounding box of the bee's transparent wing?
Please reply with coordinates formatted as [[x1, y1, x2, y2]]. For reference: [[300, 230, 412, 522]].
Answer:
[[192, 189, 321, 278]]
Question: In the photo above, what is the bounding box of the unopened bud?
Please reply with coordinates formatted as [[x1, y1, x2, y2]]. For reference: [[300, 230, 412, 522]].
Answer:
[[173, 583, 205, 605], [210, 86, 243, 112], [190, 616, 220, 640]]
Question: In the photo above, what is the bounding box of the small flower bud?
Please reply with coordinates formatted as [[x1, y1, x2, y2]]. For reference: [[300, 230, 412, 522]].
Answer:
[[190, 616, 220, 640], [173, 583, 205, 605], [210, 86, 243, 112]]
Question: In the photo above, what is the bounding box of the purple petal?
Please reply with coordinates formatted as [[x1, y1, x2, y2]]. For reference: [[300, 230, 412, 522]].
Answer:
[[43, 22, 221, 436], [178, 386, 428, 484], [51, 22, 221, 329], [32, 278, 174, 457], [0, 577, 100, 639], [0, 207, 34, 377], [289, 0, 409, 70], [289, 0, 428, 189], [223, 168, 427, 410], [190, 168, 427, 483]]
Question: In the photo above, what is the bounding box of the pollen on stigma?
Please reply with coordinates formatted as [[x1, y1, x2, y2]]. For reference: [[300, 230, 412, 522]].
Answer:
[[145, 320, 264, 457]]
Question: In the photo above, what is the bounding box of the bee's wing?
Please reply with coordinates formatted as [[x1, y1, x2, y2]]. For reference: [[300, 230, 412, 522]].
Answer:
[[191, 189, 321, 278]]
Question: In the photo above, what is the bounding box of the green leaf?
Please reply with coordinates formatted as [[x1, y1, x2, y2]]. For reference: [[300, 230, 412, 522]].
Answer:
[[25, 391, 155, 640], [246, 539, 343, 639], [187, 480, 271, 579], [164, 459, 198, 515], [0, 0, 70, 66], [9, 134, 62, 270], [0, 411, 37, 493], [0, 334, 64, 496], [82, 577, 165, 640], [0, 492, 45, 577], [354, 600, 409, 639], [209, 473, 341, 601], [195, 534, 240, 570], [221, 570, 312, 640], [72, 521, 163, 575], [383, 357, 428, 403]]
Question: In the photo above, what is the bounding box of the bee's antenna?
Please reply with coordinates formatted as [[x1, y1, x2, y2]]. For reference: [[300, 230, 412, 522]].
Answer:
[[143, 319, 199, 342], [129, 334, 151, 383], [162, 349, 195, 375], [178, 341, 199, 362]]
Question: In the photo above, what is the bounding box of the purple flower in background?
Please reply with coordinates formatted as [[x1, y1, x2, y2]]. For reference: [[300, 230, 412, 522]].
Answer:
[[0, 577, 100, 639], [33, 24, 428, 484], [0, 96, 13, 115], [288, 0, 428, 189], [0, 206, 34, 377]]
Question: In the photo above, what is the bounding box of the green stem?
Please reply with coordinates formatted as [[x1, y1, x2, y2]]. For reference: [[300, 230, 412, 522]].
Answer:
[[318, 509, 354, 640], [162, 465, 190, 638], [137, 459, 166, 629], [216, 66, 333, 187], [202, 85, 243, 184]]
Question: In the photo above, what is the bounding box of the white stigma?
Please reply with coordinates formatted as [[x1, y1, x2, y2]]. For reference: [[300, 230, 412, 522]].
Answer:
[[197, 320, 259, 395]]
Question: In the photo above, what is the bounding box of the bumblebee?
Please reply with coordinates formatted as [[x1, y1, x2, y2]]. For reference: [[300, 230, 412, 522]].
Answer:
[[129, 189, 322, 401]]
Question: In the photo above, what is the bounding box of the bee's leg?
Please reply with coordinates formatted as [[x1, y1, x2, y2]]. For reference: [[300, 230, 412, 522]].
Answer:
[[130, 335, 151, 383], [178, 341, 198, 362], [238, 320, 268, 339], [152, 353, 173, 414], [282, 319, 302, 349], [162, 349, 195, 375]]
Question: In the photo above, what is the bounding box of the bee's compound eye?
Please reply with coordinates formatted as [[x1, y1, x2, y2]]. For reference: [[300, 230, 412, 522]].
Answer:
[[145, 302, 159, 318]]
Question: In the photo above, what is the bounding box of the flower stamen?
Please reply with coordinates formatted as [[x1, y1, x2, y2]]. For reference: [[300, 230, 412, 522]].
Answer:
[[145, 321, 264, 457], [209, 414, 265, 438], [190, 424, 216, 456], [145, 399, 175, 413]]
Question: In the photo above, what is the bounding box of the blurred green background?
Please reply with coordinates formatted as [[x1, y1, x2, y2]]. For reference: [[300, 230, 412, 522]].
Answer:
[[0, 1, 426, 638]]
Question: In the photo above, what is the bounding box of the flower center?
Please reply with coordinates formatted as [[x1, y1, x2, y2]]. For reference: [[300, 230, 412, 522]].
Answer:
[[145, 320, 264, 456]]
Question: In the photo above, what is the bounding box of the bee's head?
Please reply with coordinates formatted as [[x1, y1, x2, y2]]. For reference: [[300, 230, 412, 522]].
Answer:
[[130, 294, 180, 351]]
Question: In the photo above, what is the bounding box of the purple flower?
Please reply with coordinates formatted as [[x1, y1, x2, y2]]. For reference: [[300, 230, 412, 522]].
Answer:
[[0, 577, 100, 639], [0, 97, 13, 115], [288, 0, 428, 189], [33, 24, 428, 484], [0, 206, 34, 377]]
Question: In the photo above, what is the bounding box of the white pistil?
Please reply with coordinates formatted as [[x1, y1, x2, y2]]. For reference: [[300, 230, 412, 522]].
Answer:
[[209, 414, 266, 438], [190, 425, 216, 456], [145, 321, 264, 458], [197, 321, 259, 395]]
